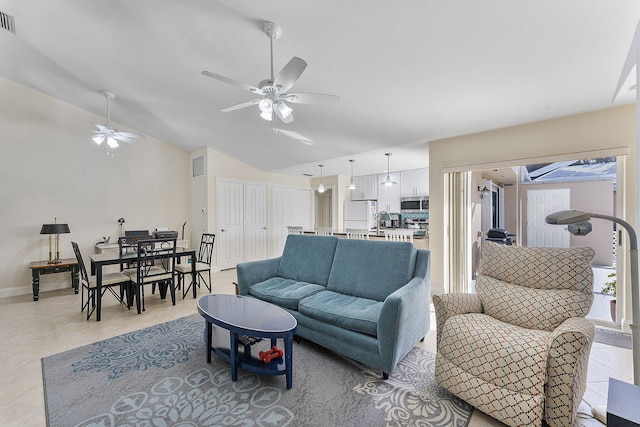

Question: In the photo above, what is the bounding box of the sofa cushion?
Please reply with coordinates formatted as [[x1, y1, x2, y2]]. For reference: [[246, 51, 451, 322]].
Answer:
[[327, 239, 416, 301], [298, 290, 382, 337], [476, 275, 594, 331], [248, 277, 325, 310], [276, 234, 339, 286]]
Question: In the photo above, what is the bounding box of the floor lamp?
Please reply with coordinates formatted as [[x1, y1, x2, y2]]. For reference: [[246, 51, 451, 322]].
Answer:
[[546, 209, 639, 423]]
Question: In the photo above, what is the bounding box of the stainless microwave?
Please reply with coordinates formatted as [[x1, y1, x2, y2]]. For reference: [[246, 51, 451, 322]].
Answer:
[[400, 197, 428, 213]]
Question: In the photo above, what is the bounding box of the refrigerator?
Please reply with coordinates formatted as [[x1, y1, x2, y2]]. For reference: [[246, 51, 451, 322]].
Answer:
[[344, 200, 378, 230]]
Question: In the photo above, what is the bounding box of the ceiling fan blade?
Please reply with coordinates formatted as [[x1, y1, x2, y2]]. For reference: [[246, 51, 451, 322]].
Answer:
[[274, 106, 294, 123], [115, 131, 145, 139], [286, 92, 340, 104], [276, 129, 313, 145], [201, 71, 265, 95], [94, 123, 114, 132], [221, 99, 261, 112], [273, 57, 307, 91], [113, 134, 139, 145]]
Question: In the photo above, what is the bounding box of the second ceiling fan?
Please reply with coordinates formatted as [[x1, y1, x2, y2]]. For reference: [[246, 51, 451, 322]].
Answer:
[[202, 21, 339, 125]]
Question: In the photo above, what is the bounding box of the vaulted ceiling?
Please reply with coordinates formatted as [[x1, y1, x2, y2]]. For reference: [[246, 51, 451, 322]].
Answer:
[[0, 0, 638, 178]]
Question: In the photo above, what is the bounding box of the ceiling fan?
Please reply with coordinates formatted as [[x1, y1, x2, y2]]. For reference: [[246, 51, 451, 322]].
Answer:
[[201, 21, 339, 126], [91, 90, 144, 148]]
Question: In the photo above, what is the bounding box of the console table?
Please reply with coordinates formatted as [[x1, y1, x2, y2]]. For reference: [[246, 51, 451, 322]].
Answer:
[[28, 258, 79, 301]]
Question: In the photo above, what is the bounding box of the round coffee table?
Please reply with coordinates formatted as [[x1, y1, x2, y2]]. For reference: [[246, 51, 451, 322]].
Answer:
[[197, 294, 298, 389]]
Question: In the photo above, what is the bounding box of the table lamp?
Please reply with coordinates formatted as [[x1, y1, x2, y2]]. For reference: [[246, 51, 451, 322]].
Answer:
[[40, 218, 71, 264]]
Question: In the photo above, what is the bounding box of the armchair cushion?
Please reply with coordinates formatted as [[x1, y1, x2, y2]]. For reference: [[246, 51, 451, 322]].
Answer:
[[436, 313, 550, 427], [476, 275, 593, 331]]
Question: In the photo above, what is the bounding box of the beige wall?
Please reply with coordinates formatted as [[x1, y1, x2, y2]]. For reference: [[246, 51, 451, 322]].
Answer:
[[429, 105, 636, 298], [0, 77, 190, 297]]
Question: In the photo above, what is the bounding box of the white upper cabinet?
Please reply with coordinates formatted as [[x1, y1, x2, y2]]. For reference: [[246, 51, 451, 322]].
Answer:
[[351, 174, 378, 200], [377, 172, 401, 212], [400, 168, 429, 196]]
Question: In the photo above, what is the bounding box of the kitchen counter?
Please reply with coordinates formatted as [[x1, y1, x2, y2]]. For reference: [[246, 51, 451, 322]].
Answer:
[[302, 229, 429, 250]]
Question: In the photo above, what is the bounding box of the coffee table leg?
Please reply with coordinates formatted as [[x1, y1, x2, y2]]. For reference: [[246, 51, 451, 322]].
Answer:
[[230, 332, 239, 382], [205, 321, 212, 363], [285, 334, 293, 389]]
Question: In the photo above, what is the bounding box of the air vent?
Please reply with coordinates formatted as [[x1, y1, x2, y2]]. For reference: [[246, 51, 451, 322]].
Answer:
[[0, 12, 15, 34], [192, 156, 204, 177]]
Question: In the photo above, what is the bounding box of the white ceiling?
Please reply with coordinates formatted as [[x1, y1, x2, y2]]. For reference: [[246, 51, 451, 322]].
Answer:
[[0, 0, 638, 178]]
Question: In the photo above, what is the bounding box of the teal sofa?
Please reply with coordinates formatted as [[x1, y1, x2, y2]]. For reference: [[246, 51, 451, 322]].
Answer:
[[236, 234, 431, 377]]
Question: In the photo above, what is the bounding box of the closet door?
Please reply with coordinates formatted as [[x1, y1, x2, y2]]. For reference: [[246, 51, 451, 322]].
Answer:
[[217, 181, 244, 269], [244, 184, 268, 262]]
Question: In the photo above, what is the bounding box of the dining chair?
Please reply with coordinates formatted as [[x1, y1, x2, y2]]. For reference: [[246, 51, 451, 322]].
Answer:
[[345, 228, 370, 240], [71, 241, 131, 321], [123, 238, 177, 313], [176, 233, 215, 298], [287, 226, 304, 234], [384, 229, 414, 243], [314, 227, 333, 236]]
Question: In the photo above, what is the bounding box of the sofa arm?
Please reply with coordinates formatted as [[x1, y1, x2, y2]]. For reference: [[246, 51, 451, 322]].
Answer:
[[236, 257, 281, 295], [378, 276, 431, 373], [432, 293, 483, 347], [544, 317, 595, 427]]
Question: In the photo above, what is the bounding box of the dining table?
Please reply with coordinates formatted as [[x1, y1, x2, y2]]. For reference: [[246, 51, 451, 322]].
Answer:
[[89, 247, 197, 321]]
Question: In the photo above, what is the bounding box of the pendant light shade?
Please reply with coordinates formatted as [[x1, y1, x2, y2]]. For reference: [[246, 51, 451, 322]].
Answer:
[[347, 159, 357, 190], [317, 164, 325, 193], [381, 153, 396, 186]]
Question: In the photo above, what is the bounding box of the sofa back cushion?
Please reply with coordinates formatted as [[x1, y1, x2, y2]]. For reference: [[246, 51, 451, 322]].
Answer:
[[477, 242, 595, 331], [276, 234, 339, 286], [327, 239, 417, 301]]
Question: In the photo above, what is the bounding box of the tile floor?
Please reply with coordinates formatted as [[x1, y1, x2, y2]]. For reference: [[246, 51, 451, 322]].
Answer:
[[0, 268, 633, 426]]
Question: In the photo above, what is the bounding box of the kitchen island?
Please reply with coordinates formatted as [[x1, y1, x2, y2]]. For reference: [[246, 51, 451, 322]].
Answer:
[[302, 229, 429, 250]]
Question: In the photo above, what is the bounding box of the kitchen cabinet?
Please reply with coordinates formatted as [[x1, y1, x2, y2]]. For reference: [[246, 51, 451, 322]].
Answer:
[[377, 172, 401, 212], [401, 168, 429, 196], [351, 174, 378, 200]]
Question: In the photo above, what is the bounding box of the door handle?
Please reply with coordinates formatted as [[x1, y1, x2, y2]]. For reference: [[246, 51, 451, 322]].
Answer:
[[221, 229, 227, 232], [262, 227, 267, 230]]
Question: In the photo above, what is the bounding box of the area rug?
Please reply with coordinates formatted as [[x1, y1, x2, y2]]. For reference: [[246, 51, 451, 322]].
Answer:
[[42, 314, 472, 427]]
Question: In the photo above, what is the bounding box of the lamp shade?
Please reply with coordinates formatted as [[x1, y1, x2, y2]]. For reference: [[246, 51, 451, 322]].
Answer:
[[40, 223, 70, 234]]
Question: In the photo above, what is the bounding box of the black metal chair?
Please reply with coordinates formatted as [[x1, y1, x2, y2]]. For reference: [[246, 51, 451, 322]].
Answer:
[[71, 241, 131, 320], [176, 233, 215, 298], [123, 238, 177, 313]]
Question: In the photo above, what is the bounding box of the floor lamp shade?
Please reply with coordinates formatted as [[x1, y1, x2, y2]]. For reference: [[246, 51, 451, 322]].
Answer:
[[40, 223, 71, 264]]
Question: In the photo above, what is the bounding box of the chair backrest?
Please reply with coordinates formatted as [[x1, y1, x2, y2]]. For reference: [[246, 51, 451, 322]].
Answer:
[[198, 233, 215, 264], [134, 238, 177, 282], [384, 229, 414, 243], [314, 227, 333, 236], [476, 241, 595, 331], [71, 241, 89, 285], [345, 228, 370, 240], [287, 226, 304, 234]]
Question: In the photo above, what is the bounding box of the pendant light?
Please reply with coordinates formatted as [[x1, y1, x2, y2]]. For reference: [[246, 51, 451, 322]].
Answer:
[[381, 153, 396, 186], [317, 164, 325, 193], [347, 159, 357, 190]]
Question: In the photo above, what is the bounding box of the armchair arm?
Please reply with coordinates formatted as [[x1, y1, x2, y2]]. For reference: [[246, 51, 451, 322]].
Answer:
[[545, 317, 595, 427], [236, 257, 281, 295], [432, 293, 483, 347], [378, 276, 431, 373]]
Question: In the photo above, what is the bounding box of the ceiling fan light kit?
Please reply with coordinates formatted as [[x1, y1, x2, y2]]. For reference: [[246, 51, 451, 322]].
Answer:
[[91, 90, 144, 150], [201, 20, 339, 142]]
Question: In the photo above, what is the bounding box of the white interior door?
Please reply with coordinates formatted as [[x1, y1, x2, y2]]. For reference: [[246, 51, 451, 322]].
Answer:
[[526, 188, 570, 247], [244, 184, 268, 262], [217, 181, 244, 269]]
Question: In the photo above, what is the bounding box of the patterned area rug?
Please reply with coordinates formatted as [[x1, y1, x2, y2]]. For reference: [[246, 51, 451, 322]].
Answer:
[[42, 314, 472, 427]]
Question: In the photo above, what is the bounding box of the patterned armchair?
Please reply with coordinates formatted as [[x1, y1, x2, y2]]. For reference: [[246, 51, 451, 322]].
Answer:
[[432, 242, 595, 427]]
